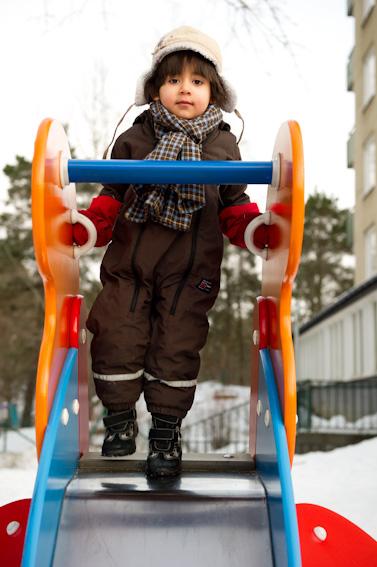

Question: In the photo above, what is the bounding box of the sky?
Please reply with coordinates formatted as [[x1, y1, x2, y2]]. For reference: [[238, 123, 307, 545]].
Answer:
[[0, 0, 355, 211]]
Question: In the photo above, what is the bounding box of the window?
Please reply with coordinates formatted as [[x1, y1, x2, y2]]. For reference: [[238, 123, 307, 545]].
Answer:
[[364, 225, 377, 278], [330, 324, 336, 379], [330, 321, 344, 380], [363, 135, 376, 195], [373, 301, 377, 372], [352, 311, 363, 377], [362, 0, 375, 21], [363, 47, 376, 107], [337, 320, 344, 380]]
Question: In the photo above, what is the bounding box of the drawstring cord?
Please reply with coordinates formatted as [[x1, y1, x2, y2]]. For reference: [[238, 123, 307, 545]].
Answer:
[[103, 103, 135, 159], [234, 108, 245, 145]]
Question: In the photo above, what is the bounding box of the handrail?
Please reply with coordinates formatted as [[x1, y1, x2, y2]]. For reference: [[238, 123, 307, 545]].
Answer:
[[61, 158, 276, 185]]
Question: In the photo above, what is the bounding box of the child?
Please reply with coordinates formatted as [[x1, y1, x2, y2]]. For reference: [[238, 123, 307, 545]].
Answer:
[[73, 26, 262, 478]]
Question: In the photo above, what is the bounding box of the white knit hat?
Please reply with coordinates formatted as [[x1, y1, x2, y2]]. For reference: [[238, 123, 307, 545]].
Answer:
[[135, 26, 237, 113]]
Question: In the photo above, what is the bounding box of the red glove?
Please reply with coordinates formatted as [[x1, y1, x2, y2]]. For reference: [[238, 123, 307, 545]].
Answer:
[[219, 203, 260, 248], [252, 202, 289, 250], [73, 196, 122, 247], [252, 221, 281, 250]]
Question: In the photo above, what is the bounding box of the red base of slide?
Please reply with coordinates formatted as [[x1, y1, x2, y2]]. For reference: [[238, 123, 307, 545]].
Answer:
[[297, 503, 377, 566], [0, 498, 31, 566]]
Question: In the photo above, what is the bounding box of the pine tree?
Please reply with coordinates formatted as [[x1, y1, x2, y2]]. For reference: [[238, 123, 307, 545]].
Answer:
[[0, 156, 43, 425], [0, 155, 101, 425], [294, 191, 354, 319]]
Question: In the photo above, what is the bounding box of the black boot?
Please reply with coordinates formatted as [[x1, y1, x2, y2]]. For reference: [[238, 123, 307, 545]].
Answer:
[[146, 414, 182, 478], [101, 408, 138, 457]]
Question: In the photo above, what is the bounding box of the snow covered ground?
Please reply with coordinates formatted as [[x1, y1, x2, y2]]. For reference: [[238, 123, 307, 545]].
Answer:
[[292, 438, 377, 539], [1, 385, 376, 540], [0, 428, 37, 507]]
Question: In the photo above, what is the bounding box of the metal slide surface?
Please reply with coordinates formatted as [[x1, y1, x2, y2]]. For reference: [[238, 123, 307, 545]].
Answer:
[[52, 460, 274, 567]]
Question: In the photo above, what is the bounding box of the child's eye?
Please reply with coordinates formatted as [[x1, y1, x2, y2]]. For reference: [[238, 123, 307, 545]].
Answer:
[[193, 79, 204, 85], [168, 78, 179, 84]]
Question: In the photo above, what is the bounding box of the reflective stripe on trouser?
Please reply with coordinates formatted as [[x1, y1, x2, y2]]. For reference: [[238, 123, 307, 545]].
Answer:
[[143, 372, 197, 418], [93, 371, 144, 413], [94, 370, 198, 418]]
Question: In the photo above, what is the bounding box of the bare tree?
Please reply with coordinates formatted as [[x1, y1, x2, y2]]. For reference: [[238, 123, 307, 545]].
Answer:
[[80, 60, 112, 158], [222, 0, 298, 66], [37, 0, 296, 56]]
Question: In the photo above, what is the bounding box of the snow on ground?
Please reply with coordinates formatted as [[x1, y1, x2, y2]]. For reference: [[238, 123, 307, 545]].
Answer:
[[292, 437, 377, 539], [0, 428, 37, 506], [0, 448, 38, 506], [311, 413, 377, 431], [1, 386, 376, 540]]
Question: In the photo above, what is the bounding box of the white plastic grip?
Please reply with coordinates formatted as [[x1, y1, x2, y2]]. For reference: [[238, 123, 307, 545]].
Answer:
[[70, 209, 97, 259], [244, 211, 272, 260], [59, 153, 69, 188], [271, 154, 281, 189]]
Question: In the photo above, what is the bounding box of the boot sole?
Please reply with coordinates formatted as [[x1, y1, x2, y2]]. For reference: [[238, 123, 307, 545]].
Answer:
[[145, 462, 181, 479], [102, 449, 136, 457], [102, 442, 137, 458], [146, 469, 181, 479]]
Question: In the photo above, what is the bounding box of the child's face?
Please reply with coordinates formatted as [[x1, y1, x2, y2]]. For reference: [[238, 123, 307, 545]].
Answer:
[[155, 62, 211, 119]]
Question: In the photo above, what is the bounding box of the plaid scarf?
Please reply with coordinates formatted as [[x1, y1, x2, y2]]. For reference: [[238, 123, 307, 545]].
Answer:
[[125, 101, 223, 231]]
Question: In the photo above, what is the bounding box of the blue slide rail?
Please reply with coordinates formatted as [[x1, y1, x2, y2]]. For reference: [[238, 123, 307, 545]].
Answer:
[[22, 349, 79, 567], [256, 348, 302, 567]]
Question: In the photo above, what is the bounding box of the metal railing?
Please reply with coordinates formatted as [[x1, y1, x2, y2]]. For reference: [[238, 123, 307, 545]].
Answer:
[[89, 399, 250, 454], [297, 376, 377, 434], [89, 377, 377, 453], [181, 401, 249, 453]]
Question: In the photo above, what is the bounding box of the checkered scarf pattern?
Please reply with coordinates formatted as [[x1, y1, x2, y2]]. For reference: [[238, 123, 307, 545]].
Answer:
[[125, 101, 223, 231]]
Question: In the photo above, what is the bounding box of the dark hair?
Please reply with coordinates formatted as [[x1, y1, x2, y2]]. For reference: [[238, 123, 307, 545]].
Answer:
[[144, 50, 227, 109]]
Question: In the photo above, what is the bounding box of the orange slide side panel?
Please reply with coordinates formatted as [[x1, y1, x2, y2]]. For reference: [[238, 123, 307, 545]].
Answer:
[[281, 121, 304, 464], [259, 120, 304, 465], [32, 119, 79, 456]]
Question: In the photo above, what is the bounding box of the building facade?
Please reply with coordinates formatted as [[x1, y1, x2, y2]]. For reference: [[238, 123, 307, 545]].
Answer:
[[348, 0, 377, 283], [297, 275, 377, 434], [298, 275, 377, 383]]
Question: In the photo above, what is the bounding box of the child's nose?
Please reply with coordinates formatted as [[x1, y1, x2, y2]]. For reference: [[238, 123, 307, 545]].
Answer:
[[180, 79, 191, 93]]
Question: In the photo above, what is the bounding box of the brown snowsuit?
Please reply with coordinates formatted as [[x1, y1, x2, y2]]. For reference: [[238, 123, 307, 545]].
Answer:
[[87, 110, 251, 418]]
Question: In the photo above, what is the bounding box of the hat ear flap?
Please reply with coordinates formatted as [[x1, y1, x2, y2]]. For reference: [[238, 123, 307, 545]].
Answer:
[[135, 71, 149, 106], [220, 77, 237, 113]]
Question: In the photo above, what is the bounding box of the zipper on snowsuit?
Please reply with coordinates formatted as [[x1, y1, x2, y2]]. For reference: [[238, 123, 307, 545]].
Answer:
[[129, 225, 146, 312], [170, 210, 202, 316]]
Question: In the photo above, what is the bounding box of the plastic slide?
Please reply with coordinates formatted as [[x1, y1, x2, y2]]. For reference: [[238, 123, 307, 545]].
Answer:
[[1, 118, 376, 567]]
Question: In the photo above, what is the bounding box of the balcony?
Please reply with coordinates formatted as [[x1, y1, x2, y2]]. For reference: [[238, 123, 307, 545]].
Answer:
[[362, 0, 375, 24], [347, 47, 354, 91], [347, 128, 355, 169]]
